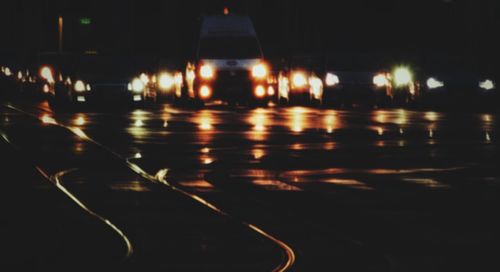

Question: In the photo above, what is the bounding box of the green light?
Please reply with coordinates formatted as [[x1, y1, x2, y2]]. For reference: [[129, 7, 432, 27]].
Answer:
[[80, 18, 91, 25]]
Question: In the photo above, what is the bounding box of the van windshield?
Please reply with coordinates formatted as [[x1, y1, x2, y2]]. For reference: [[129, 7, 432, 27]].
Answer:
[[198, 37, 261, 59]]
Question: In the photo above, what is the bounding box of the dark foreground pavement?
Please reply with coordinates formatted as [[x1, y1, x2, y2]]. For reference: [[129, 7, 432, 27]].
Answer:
[[0, 97, 498, 271]]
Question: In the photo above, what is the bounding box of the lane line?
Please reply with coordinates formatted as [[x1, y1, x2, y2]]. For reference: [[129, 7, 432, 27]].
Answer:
[[3, 104, 296, 272], [0, 131, 134, 261]]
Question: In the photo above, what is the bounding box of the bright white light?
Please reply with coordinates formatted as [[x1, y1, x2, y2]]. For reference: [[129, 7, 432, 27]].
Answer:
[[252, 63, 268, 79], [40, 66, 54, 83], [74, 80, 86, 92], [255, 85, 266, 97], [159, 73, 174, 90], [427, 77, 444, 89], [140, 73, 149, 85], [325, 73, 340, 86], [131, 78, 145, 93], [393, 67, 412, 87], [479, 79, 495, 90], [373, 74, 389, 87], [200, 65, 214, 79], [292, 72, 307, 88]]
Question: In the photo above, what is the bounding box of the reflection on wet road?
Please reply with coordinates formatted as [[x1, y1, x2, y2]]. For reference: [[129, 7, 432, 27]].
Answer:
[[1, 101, 498, 271]]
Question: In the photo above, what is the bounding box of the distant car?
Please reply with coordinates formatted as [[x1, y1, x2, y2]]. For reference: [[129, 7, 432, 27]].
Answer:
[[418, 58, 496, 109], [48, 54, 154, 109], [277, 56, 324, 105], [188, 14, 274, 105], [320, 54, 395, 108]]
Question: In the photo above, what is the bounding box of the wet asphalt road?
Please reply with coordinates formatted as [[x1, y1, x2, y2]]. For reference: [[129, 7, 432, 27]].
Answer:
[[0, 99, 498, 271]]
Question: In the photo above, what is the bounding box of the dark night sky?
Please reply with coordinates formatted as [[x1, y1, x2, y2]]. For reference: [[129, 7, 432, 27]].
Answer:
[[0, 0, 499, 64]]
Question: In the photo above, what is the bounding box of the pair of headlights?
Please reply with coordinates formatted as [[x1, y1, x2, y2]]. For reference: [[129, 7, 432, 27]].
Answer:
[[198, 63, 269, 80], [323, 72, 392, 88], [426, 78, 496, 90]]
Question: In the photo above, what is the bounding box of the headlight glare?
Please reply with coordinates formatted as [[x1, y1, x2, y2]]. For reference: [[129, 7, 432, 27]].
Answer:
[[292, 72, 307, 88], [373, 74, 389, 87], [479, 79, 495, 90], [427, 77, 444, 89], [159, 73, 175, 90], [74, 80, 86, 92], [200, 65, 214, 79], [252, 64, 268, 79], [393, 67, 413, 87], [325, 73, 340, 86], [131, 78, 145, 93]]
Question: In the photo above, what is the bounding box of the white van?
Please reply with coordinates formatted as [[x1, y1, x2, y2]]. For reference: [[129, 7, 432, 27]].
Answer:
[[188, 15, 274, 104]]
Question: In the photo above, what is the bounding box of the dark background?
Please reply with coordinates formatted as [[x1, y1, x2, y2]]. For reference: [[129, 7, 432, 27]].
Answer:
[[0, 0, 499, 64]]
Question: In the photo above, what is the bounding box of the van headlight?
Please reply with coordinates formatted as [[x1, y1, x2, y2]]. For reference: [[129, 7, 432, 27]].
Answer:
[[200, 64, 214, 79], [40, 66, 55, 84], [131, 78, 145, 93], [159, 73, 175, 90], [479, 79, 495, 90], [252, 63, 268, 79], [393, 67, 413, 87], [427, 77, 444, 89]]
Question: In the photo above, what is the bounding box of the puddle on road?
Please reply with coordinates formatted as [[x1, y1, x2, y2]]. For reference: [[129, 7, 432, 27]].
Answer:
[[251, 179, 302, 191]]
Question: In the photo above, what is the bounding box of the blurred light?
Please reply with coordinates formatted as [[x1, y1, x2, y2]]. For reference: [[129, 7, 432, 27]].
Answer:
[[40, 66, 54, 83], [373, 73, 389, 87], [429, 129, 434, 138], [377, 127, 384, 136], [74, 80, 86, 92], [201, 147, 210, 154], [131, 78, 145, 93], [485, 132, 491, 142], [86, 84, 91, 91], [41, 114, 56, 125], [134, 119, 144, 127], [134, 152, 142, 159], [4, 67, 12, 76], [479, 79, 495, 90], [292, 72, 307, 88], [133, 95, 142, 101], [199, 116, 213, 131], [309, 76, 323, 98], [252, 63, 268, 79], [427, 77, 444, 89], [255, 85, 266, 98], [17, 71, 23, 80], [253, 149, 265, 160], [74, 116, 86, 126], [393, 67, 412, 87], [43, 84, 50, 93], [425, 111, 439, 122], [325, 73, 340, 86], [140, 73, 149, 85], [77, 96, 86, 102], [267, 86, 275, 96], [200, 64, 214, 79], [159, 73, 174, 90], [290, 107, 305, 133], [199, 85, 211, 99]]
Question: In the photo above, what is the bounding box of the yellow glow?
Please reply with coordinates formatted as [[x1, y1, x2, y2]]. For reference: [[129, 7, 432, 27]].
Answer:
[[201, 147, 210, 154], [199, 116, 213, 131], [253, 149, 266, 160], [267, 86, 275, 96], [393, 67, 412, 86], [425, 111, 439, 122], [74, 116, 86, 126], [252, 63, 268, 79], [200, 64, 214, 79], [134, 119, 144, 127], [159, 73, 174, 90], [292, 72, 307, 88], [373, 73, 389, 87], [377, 127, 384, 136], [4, 67, 12, 76], [324, 112, 339, 133], [290, 107, 305, 133], [41, 114, 56, 125], [255, 85, 266, 98], [200, 85, 211, 99]]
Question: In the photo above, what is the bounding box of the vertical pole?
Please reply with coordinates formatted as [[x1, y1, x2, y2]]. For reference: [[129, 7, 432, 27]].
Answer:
[[58, 16, 63, 53]]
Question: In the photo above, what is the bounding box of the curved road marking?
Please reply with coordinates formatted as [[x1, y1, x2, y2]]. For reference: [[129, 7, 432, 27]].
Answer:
[[4, 104, 296, 272], [0, 130, 133, 260]]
